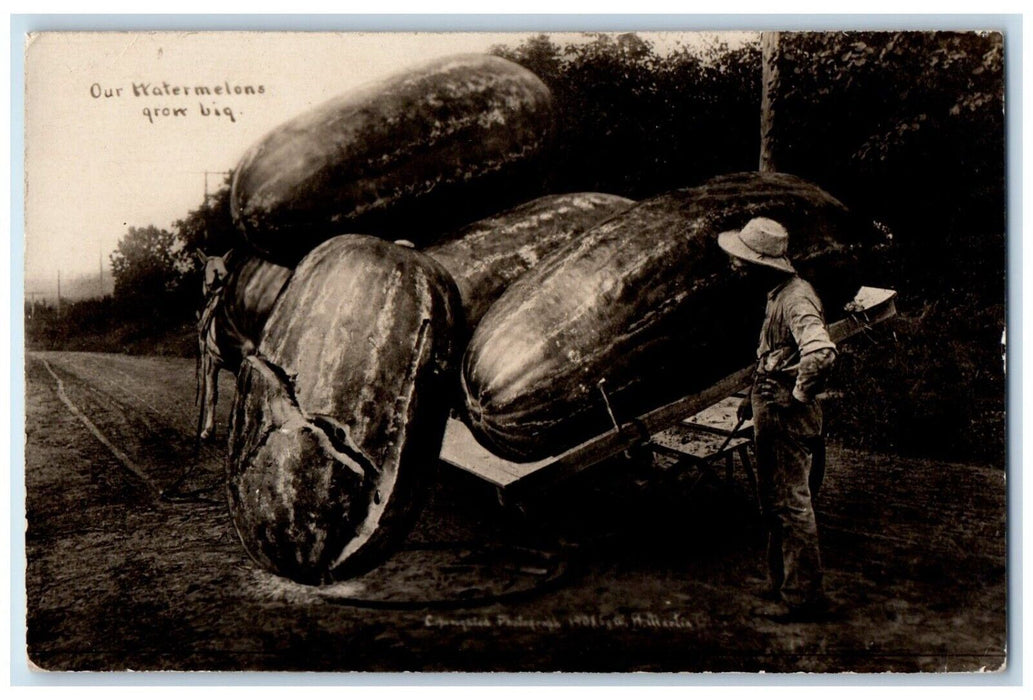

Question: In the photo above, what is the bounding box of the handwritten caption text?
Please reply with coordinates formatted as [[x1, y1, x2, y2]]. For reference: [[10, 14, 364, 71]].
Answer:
[[89, 81, 267, 124]]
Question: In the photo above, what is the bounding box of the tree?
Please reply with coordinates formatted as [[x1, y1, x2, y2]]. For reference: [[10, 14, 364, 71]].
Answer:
[[769, 31, 1005, 463], [490, 34, 564, 88], [776, 33, 1003, 210], [492, 32, 761, 197], [109, 225, 191, 316], [174, 171, 238, 256]]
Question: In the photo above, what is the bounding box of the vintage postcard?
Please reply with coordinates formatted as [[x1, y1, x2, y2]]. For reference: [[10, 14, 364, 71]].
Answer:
[[22, 29, 1007, 673]]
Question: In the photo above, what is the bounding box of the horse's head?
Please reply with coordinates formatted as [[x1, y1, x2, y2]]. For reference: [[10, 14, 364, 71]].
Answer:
[[195, 250, 229, 297]]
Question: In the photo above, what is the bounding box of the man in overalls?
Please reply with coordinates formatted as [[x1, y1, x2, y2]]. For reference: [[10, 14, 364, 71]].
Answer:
[[718, 217, 837, 621]]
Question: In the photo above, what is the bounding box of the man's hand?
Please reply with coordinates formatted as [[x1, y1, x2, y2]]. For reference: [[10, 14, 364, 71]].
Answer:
[[737, 394, 753, 422], [756, 377, 795, 408]]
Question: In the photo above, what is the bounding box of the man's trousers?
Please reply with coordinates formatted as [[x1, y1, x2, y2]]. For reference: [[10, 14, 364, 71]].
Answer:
[[751, 386, 825, 608]]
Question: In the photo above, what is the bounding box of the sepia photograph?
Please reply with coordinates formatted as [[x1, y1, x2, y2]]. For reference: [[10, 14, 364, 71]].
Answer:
[[21, 26, 1008, 674]]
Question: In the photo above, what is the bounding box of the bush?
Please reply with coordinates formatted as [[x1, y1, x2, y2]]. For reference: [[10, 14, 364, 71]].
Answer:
[[25, 298, 196, 357], [492, 33, 762, 196], [826, 301, 1005, 464]]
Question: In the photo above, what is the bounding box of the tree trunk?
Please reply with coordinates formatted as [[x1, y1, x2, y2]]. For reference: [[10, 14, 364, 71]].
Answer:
[[760, 31, 781, 173]]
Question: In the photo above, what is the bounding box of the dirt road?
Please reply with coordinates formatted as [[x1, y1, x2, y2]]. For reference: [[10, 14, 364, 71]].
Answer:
[[23, 351, 1007, 673]]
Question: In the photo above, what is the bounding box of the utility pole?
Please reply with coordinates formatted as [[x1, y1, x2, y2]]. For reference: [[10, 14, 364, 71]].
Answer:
[[759, 31, 781, 173], [57, 270, 62, 312]]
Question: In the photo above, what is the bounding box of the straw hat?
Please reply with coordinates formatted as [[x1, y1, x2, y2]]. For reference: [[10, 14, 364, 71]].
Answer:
[[717, 217, 796, 274]]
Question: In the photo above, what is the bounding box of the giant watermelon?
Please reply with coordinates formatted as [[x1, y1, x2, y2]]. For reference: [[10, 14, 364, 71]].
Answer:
[[425, 192, 634, 329], [231, 54, 554, 264], [202, 254, 293, 370], [462, 172, 886, 462], [227, 236, 461, 583]]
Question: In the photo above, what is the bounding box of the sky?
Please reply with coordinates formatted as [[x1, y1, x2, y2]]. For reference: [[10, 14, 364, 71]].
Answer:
[[23, 30, 755, 294]]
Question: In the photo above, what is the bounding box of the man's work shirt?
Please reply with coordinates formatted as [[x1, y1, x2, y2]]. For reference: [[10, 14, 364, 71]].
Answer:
[[756, 276, 837, 403]]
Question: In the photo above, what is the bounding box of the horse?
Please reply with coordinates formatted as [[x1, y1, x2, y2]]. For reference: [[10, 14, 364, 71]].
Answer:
[[196, 250, 292, 441]]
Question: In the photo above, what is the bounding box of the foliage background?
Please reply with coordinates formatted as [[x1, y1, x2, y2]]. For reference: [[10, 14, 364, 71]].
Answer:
[[487, 32, 1005, 463], [26, 31, 1006, 463]]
